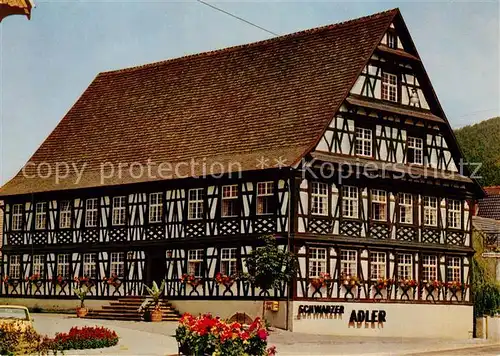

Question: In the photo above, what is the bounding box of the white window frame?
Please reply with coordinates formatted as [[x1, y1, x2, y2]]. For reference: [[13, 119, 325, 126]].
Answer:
[[188, 188, 204, 220], [32, 255, 44, 278], [221, 185, 238, 218], [188, 249, 204, 278], [407, 137, 423, 165], [422, 255, 438, 282], [342, 186, 359, 219], [447, 257, 461, 282], [397, 253, 413, 280], [371, 189, 387, 221], [423, 197, 438, 227], [447, 199, 461, 229], [57, 254, 70, 279], [340, 250, 357, 277], [59, 201, 72, 229], [355, 127, 372, 157], [112, 196, 127, 226], [220, 248, 237, 276], [256, 181, 274, 215], [382, 72, 398, 102], [9, 255, 20, 279], [399, 193, 413, 224], [12, 204, 23, 231], [85, 198, 98, 228], [149, 192, 163, 223], [308, 247, 327, 278], [311, 182, 328, 216], [35, 202, 47, 230], [370, 252, 386, 280], [83, 253, 97, 279], [110, 252, 124, 278]]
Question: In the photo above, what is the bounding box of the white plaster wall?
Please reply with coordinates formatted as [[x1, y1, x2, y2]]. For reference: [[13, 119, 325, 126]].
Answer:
[[172, 300, 288, 329], [292, 301, 472, 339]]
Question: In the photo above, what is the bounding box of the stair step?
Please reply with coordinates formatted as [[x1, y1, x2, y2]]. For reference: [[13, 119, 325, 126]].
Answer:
[[84, 296, 180, 322]]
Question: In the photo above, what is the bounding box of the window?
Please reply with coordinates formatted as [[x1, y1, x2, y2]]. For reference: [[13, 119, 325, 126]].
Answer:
[[308, 247, 327, 278], [447, 200, 461, 229], [35, 202, 47, 230], [32, 255, 44, 278], [222, 185, 239, 217], [188, 250, 204, 278], [11, 204, 23, 231], [371, 190, 387, 221], [149, 192, 163, 223], [83, 253, 96, 279], [9, 255, 20, 279], [447, 257, 461, 282], [355, 127, 372, 157], [342, 186, 359, 218], [340, 250, 357, 277], [387, 32, 397, 49], [256, 182, 274, 215], [370, 252, 386, 280], [422, 255, 438, 281], [112, 196, 127, 226], [57, 254, 70, 279], [59, 201, 71, 229], [85, 198, 98, 227], [407, 137, 423, 165], [423, 197, 438, 227], [382, 72, 398, 102], [397, 254, 413, 280], [220, 248, 237, 276], [188, 188, 204, 220], [311, 182, 328, 216], [110, 252, 124, 278], [399, 193, 413, 224]]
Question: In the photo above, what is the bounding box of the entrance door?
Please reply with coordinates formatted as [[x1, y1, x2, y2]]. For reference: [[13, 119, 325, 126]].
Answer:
[[145, 249, 166, 290]]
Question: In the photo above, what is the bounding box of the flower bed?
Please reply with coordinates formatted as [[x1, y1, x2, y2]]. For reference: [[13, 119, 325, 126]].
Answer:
[[41, 326, 119, 351], [175, 313, 276, 356]]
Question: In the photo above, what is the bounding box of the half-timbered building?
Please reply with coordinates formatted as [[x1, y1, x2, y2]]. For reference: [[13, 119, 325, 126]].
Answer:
[[0, 9, 483, 337]]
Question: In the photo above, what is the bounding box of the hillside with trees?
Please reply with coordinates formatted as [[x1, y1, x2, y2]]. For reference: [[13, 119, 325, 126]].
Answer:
[[454, 117, 500, 187]]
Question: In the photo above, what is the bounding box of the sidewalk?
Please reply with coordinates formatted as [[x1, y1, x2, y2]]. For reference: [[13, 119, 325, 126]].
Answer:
[[32, 314, 500, 355]]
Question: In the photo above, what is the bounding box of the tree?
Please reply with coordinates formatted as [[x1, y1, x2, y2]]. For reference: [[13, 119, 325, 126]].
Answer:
[[243, 235, 298, 318]]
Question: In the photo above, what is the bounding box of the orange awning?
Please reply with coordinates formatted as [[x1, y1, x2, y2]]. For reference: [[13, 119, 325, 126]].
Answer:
[[0, 0, 33, 23]]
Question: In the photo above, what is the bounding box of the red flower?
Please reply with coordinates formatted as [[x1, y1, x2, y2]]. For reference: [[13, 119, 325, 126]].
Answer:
[[257, 328, 268, 341]]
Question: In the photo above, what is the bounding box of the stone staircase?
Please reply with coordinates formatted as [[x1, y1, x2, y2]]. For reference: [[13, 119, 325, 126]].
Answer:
[[85, 297, 180, 321]]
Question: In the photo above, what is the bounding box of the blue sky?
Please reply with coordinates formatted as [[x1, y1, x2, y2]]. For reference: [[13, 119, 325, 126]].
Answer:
[[0, 0, 498, 184]]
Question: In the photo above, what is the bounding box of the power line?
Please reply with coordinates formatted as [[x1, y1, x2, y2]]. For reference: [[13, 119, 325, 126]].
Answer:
[[196, 0, 279, 37]]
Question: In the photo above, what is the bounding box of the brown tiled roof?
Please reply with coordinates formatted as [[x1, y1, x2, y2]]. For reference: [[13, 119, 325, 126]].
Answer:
[[1, 9, 400, 196], [478, 188, 500, 220], [484, 186, 500, 195]]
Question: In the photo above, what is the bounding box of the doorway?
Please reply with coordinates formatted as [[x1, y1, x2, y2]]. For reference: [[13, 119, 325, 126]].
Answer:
[[145, 249, 166, 289]]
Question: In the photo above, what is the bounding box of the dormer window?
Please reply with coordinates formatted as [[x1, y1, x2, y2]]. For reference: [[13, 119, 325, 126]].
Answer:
[[382, 72, 398, 102], [387, 32, 397, 49]]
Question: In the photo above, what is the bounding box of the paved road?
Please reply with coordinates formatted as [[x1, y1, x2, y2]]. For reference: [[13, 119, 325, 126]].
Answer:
[[31, 313, 500, 356], [409, 345, 500, 355]]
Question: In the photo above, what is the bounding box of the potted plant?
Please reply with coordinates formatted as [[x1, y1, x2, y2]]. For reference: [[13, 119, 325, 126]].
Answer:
[[74, 286, 89, 317], [310, 272, 332, 289], [145, 280, 165, 322]]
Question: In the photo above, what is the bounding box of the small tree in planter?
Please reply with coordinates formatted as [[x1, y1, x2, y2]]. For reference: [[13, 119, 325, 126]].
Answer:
[[243, 235, 298, 318], [73, 286, 89, 317], [144, 280, 166, 322]]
